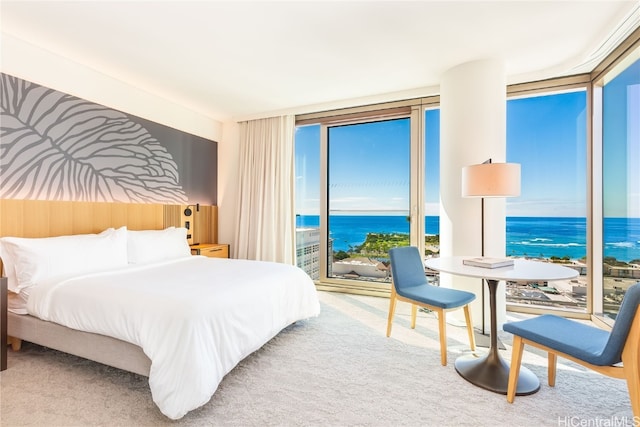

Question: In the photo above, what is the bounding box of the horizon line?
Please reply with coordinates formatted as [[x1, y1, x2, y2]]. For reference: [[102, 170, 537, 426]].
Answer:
[[297, 213, 640, 219]]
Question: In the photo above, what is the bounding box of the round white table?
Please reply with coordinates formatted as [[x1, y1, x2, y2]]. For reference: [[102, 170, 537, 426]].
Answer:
[[424, 256, 579, 395]]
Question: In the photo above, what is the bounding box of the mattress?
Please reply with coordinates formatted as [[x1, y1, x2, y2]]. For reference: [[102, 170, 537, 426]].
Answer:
[[25, 256, 320, 419]]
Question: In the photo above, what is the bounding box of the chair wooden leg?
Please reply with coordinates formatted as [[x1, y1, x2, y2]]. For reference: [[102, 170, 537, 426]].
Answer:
[[410, 304, 418, 329], [386, 289, 397, 337], [437, 309, 447, 366], [621, 345, 640, 418], [463, 304, 475, 351], [548, 352, 557, 387], [507, 335, 524, 403]]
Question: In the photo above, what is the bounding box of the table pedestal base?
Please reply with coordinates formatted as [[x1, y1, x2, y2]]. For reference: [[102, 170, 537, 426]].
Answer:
[[455, 350, 539, 395]]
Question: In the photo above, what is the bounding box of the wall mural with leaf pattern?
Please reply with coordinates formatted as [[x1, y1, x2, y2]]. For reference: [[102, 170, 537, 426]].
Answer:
[[0, 73, 217, 204]]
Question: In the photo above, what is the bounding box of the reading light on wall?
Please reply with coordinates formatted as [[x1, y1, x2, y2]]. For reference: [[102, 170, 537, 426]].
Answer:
[[461, 159, 520, 335], [184, 203, 200, 217]]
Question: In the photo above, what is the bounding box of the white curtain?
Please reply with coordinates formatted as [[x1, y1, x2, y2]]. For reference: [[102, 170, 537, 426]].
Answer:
[[234, 115, 296, 264]]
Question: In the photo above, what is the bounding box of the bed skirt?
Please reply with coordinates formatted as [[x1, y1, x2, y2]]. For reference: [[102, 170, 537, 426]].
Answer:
[[7, 312, 151, 376]]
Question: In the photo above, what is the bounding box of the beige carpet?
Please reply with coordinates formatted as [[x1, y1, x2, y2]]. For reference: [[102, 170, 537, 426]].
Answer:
[[0, 291, 635, 426]]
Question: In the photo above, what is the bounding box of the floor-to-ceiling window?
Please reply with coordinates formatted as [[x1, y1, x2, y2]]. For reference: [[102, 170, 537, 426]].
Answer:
[[326, 118, 411, 283], [505, 87, 589, 313], [295, 103, 423, 292], [423, 107, 441, 284], [295, 124, 321, 279], [424, 107, 440, 258], [295, 100, 438, 294], [296, 89, 592, 306], [600, 56, 640, 320]]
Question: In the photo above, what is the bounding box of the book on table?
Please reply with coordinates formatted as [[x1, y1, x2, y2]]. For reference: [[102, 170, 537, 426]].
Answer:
[[462, 257, 514, 269]]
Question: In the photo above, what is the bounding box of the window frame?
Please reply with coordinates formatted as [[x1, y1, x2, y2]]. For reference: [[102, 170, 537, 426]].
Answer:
[[298, 100, 430, 295]]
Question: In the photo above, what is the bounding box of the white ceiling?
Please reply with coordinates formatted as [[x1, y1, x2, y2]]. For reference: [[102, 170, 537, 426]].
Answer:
[[1, 1, 639, 121]]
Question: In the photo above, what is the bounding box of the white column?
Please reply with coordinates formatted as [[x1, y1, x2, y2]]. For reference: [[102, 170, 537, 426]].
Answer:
[[439, 59, 508, 331]]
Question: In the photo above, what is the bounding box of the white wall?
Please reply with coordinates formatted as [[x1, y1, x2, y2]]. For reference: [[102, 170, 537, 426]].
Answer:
[[1, 33, 223, 142]]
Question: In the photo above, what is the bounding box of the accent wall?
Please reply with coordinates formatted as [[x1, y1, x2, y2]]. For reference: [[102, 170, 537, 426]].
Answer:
[[0, 73, 217, 205]]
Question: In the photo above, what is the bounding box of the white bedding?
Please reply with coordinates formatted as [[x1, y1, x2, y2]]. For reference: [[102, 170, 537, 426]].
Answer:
[[26, 256, 320, 420]]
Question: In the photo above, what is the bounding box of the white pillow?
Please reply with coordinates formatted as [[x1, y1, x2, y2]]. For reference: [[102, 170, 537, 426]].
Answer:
[[0, 227, 128, 294], [127, 227, 191, 264]]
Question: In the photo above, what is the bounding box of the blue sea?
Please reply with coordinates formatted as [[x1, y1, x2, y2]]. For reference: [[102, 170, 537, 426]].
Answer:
[[296, 215, 640, 262]]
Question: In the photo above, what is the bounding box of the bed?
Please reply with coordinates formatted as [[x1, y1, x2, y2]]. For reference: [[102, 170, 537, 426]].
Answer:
[[0, 200, 321, 420]]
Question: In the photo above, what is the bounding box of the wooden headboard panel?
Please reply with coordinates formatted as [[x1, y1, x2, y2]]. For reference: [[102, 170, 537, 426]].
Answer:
[[0, 199, 218, 242]]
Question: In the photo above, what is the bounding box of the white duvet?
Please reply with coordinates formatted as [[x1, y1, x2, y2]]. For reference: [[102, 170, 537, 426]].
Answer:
[[26, 256, 321, 420]]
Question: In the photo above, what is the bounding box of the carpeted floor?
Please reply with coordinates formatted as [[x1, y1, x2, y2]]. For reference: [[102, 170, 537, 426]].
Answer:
[[0, 291, 635, 426]]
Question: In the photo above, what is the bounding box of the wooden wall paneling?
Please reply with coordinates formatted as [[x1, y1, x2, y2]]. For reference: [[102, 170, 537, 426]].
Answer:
[[0, 200, 215, 242], [143, 204, 164, 230], [48, 201, 75, 236], [30, 201, 52, 236], [181, 205, 196, 245], [122, 203, 162, 231], [24, 200, 55, 237], [193, 208, 207, 245], [20, 200, 41, 237], [89, 202, 115, 233], [0, 200, 24, 237], [163, 205, 181, 229], [71, 202, 95, 234], [163, 205, 218, 245], [211, 206, 218, 243], [0, 200, 219, 272], [194, 206, 218, 244], [126, 204, 145, 230], [110, 203, 129, 229]]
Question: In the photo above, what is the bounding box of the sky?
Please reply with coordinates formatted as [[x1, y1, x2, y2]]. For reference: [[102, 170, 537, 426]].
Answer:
[[295, 59, 639, 218]]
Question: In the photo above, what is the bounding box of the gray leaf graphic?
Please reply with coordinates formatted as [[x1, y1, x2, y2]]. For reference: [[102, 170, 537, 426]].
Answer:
[[0, 74, 188, 203]]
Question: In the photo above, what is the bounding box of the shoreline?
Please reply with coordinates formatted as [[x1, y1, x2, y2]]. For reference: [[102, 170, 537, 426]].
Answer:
[[298, 215, 639, 264], [334, 231, 639, 266]]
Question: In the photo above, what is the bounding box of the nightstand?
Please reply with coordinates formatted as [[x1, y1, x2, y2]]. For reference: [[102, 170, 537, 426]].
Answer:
[[190, 243, 230, 259]]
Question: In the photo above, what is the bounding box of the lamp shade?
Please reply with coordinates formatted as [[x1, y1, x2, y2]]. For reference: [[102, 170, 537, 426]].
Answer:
[[461, 162, 521, 197]]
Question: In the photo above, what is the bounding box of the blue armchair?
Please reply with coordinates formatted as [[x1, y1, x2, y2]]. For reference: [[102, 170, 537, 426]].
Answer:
[[504, 282, 640, 417], [387, 246, 476, 366]]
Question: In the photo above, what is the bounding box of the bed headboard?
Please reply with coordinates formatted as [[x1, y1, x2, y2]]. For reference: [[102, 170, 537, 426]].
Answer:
[[0, 199, 218, 272]]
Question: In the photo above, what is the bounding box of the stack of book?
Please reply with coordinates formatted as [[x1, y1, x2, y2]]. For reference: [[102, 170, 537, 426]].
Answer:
[[462, 257, 514, 269]]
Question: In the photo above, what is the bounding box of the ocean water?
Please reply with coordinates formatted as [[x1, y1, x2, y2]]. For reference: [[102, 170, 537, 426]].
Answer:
[[296, 215, 640, 262]]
